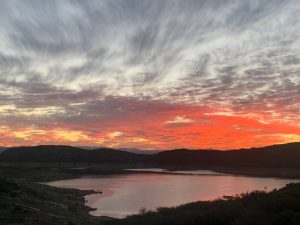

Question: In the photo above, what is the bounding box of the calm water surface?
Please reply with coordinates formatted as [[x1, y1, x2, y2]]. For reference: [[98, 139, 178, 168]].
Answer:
[[47, 170, 300, 218]]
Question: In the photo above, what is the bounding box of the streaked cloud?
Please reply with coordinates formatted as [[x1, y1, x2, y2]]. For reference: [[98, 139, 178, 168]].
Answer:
[[107, 132, 123, 139], [0, 0, 299, 148], [165, 116, 195, 126]]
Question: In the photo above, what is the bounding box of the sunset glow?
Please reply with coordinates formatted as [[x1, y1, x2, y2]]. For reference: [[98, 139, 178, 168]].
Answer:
[[0, 0, 299, 149]]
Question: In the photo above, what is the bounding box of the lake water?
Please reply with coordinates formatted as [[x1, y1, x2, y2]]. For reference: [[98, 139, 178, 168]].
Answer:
[[47, 169, 300, 218]]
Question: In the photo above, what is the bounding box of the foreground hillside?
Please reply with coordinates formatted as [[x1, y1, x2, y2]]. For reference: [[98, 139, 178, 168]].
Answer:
[[0, 142, 300, 168], [0, 178, 99, 225], [105, 183, 300, 225]]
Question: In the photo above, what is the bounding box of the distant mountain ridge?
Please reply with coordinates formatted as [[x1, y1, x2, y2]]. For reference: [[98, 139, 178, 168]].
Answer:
[[117, 148, 162, 155], [0, 145, 146, 164], [78, 146, 162, 154], [0, 142, 300, 168], [155, 142, 300, 168]]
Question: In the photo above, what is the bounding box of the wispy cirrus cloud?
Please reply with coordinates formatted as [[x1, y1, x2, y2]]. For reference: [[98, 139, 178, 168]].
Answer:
[[0, 0, 299, 148]]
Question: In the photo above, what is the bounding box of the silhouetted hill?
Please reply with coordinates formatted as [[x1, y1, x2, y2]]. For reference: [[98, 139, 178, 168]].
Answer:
[[155, 142, 300, 168], [0, 143, 300, 168], [0, 145, 146, 163], [118, 148, 162, 155]]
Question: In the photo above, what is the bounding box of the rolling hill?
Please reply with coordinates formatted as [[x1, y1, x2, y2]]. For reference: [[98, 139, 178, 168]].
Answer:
[[0, 143, 299, 168], [155, 142, 300, 168], [0, 145, 146, 164]]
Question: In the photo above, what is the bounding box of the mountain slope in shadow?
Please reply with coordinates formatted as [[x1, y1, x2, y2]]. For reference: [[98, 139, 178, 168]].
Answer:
[[0, 142, 299, 168]]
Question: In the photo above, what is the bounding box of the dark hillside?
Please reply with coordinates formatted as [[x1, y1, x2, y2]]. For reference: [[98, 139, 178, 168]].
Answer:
[[0, 178, 99, 225], [0, 145, 146, 164], [0, 143, 300, 168], [155, 142, 300, 168]]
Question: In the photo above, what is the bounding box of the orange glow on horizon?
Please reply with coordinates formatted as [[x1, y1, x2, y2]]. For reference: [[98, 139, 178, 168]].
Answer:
[[1, 105, 299, 150]]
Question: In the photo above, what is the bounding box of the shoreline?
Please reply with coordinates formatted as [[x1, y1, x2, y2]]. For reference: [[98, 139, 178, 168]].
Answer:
[[2, 163, 300, 181], [1, 164, 300, 224], [45, 168, 300, 219]]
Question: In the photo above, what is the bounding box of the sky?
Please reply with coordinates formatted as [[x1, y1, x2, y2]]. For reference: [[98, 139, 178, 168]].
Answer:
[[0, 0, 299, 150]]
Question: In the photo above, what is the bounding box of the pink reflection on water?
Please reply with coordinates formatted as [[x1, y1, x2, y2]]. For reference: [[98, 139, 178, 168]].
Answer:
[[47, 171, 300, 218]]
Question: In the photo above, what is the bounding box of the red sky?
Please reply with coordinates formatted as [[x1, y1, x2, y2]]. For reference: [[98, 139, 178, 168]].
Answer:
[[0, 0, 299, 149], [1, 98, 299, 149]]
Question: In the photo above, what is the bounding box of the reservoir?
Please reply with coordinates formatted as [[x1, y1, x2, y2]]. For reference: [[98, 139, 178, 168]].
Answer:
[[47, 169, 300, 218]]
